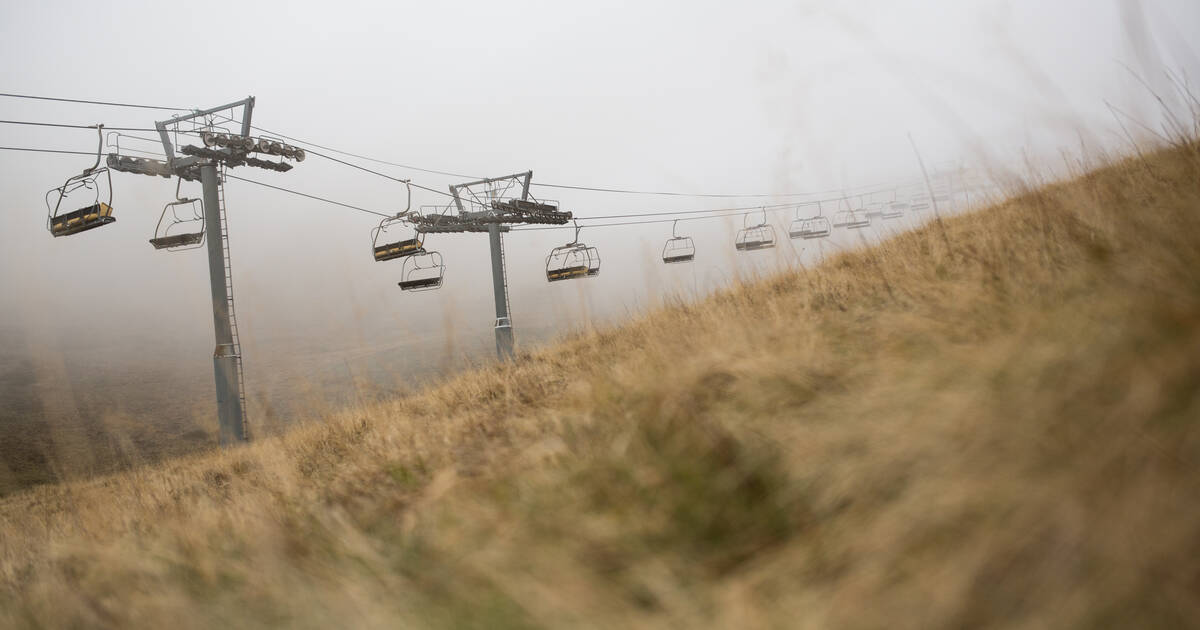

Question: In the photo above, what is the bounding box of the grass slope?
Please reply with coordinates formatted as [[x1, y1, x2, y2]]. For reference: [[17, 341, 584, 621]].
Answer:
[[2, 143, 1199, 629]]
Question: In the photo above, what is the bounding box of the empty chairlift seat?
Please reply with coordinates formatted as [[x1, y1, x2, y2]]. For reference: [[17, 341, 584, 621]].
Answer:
[[150, 187, 205, 250], [371, 215, 424, 262], [735, 210, 776, 251], [546, 245, 600, 281], [789, 215, 831, 239], [662, 237, 695, 263], [46, 127, 117, 238], [788, 202, 831, 240], [662, 220, 695, 263], [832, 209, 870, 229], [832, 198, 871, 229], [547, 223, 600, 281], [374, 236, 424, 261], [863, 201, 887, 220], [50, 201, 115, 237], [372, 184, 420, 262], [736, 224, 776, 251], [46, 168, 117, 238], [149, 230, 203, 250], [398, 250, 445, 291], [931, 180, 952, 203]]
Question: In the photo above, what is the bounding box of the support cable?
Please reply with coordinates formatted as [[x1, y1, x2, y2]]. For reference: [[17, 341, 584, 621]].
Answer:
[[4, 91, 928, 202], [0, 92, 189, 111], [0, 119, 161, 132], [2, 144, 911, 228], [224, 174, 393, 218], [515, 207, 793, 232], [217, 116, 909, 201], [0, 146, 95, 156]]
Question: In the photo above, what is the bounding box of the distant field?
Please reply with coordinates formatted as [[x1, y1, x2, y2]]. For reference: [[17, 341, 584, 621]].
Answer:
[[1, 141, 1198, 628], [0, 310, 573, 496]]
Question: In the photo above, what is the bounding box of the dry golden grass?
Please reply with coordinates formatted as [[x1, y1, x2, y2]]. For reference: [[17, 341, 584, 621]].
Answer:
[[1, 141, 1198, 629]]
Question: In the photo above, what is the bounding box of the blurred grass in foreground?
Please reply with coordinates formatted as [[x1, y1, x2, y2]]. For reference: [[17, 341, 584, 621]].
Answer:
[[1, 138, 1199, 628]]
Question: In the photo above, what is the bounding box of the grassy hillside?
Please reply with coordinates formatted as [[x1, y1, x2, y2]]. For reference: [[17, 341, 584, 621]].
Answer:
[[1, 142, 1198, 629]]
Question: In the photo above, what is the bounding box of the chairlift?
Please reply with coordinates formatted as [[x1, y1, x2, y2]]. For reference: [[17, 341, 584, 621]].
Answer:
[[886, 190, 909, 218], [788, 201, 831, 239], [931, 181, 952, 203], [149, 178, 205, 250], [832, 199, 871, 229], [371, 182, 423, 261], [871, 191, 903, 220], [662, 219, 695, 263], [735, 208, 776, 251], [547, 221, 601, 281], [398, 249, 445, 291], [862, 191, 903, 220], [46, 125, 116, 237]]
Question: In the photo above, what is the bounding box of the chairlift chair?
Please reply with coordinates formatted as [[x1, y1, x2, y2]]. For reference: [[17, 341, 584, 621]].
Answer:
[[662, 220, 695, 263], [788, 202, 831, 239], [371, 182, 422, 261], [398, 249, 445, 291], [149, 178, 205, 250], [879, 192, 905, 219], [547, 245, 600, 281], [832, 199, 871, 229], [46, 125, 116, 237], [864, 191, 902, 220], [372, 218, 423, 261], [546, 221, 601, 281], [735, 209, 776, 251]]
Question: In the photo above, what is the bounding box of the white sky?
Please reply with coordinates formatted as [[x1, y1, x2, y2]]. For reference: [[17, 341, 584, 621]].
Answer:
[[0, 0, 1197, 422]]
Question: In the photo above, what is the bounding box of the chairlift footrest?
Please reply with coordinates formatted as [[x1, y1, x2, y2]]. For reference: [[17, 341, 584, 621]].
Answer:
[[50, 204, 116, 237], [150, 232, 204, 249]]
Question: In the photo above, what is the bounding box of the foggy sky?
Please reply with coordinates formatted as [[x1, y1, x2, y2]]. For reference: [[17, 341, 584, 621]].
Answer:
[[1, 0, 1197, 421]]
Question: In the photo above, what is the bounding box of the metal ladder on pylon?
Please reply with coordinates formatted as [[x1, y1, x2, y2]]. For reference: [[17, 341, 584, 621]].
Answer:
[[217, 180, 249, 439], [498, 230, 512, 323]]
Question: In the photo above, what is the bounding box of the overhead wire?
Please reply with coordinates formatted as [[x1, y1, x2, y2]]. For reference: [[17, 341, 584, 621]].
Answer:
[[513, 197, 854, 232], [257, 131, 912, 216], [4, 141, 908, 232], [224, 174, 393, 219], [531, 179, 900, 199], [563, 200, 807, 222], [0, 146, 96, 156], [4, 91, 935, 205], [204, 113, 908, 201], [250, 123, 478, 180], [4, 94, 949, 233], [3, 142, 388, 218], [197, 113, 463, 200], [515, 211, 765, 232], [196, 112, 477, 180], [0, 92, 190, 111], [4, 132, 927, 238], [6, 93, 920, 213], [0, 119, 162, 132]]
